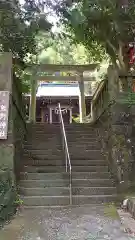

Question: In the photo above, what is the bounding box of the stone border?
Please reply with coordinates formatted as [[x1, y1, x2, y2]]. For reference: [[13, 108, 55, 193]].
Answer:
[[117, 208, 135, 237]]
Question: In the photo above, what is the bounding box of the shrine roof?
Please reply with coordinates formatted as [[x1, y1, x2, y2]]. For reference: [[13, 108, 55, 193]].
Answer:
[[24, 82, 91, 97], [25, 82, 93, 98], [36, 83, 80, 97]]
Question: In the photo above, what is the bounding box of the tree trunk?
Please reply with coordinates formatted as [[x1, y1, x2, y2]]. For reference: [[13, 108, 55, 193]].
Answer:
[[117, 41, 130, 91]]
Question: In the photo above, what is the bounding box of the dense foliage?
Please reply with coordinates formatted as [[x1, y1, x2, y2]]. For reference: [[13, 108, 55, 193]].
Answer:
[[48, 0, 135, 73], [0, 0, 110, 92], [36, 31, 101, 65], [0, 0, 51, 91]]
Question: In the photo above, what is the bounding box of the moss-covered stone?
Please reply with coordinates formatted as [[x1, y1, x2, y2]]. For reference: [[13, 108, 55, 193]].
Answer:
[[104, 203, 119, 219], [0, 144, 14, 170]]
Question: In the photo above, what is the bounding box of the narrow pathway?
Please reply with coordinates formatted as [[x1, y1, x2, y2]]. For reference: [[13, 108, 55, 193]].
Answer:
[[0, 205, 134, 240]]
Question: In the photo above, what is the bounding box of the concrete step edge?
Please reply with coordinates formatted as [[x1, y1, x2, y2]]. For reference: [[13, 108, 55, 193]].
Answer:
[[22, 195, 70, 199], [21, 204, 106, 209], [20, 171, 110, 174], [24, 149, 101, 152], [20, 178, 112, 182], [22, 194, 117, 199], [20, 186, 116, 190], [20, 186, 69, 190], [20, 179, 69, 183]]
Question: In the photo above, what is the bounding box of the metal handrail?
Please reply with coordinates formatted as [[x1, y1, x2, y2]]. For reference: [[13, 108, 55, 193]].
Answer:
[[58, 103, 72, 205]]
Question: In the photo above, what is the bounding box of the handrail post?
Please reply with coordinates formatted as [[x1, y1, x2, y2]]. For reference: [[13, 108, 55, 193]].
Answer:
[[66, 152, 68, 172], [58, 103, 72, 205]]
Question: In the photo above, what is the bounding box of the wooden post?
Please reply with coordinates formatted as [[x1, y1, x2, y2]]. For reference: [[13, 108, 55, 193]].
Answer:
[[70, 108, 72, 123], [49, 108, 52, 124], [78, 72, 86, 123], [29, 72, 37, 123]]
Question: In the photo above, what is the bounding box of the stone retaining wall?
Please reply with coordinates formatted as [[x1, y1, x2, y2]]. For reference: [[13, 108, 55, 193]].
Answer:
[[92, 65, 135, 194], [0, 170, 16, 228], [96, 102, 135, 194], [0, 53, 27, 226], [13, 75, 27, 181]]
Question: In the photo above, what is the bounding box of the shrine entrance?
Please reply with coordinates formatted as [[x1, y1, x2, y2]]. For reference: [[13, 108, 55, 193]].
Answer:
[[28, 64, 98, 123], [50, 106, 72, 124], [39, 101, 73, 124]]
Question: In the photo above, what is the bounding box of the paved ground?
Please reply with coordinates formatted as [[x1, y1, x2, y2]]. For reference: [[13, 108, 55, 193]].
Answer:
[[0, 205, 135, 240]]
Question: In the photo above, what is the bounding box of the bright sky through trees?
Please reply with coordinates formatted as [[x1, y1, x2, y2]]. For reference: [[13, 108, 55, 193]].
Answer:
[[19, 0, 57, 31]]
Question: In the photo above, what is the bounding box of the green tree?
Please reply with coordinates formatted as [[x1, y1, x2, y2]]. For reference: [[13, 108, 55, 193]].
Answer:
[[49, 0, 135, 84], [37, 32, 101, 65], [0, 0, 52, 91]]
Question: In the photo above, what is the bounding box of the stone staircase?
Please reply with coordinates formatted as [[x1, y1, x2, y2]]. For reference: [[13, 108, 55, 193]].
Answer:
[[19, 123, 117, 207]]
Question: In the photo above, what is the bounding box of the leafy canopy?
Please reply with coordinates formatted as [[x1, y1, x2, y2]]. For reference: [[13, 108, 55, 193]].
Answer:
[[0, 0, 51, 66], [0, 0, 52, 91], [49, 0, 135, 71]]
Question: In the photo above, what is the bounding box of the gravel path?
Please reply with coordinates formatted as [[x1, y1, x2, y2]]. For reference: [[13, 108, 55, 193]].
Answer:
[[0, 205, 134, 240]]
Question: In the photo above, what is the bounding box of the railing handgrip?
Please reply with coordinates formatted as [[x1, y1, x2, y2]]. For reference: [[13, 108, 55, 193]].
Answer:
[[58, 103, 72, 204]]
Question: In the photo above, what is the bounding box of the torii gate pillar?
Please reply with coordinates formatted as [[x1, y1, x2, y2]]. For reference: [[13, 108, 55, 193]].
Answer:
[[29, 72, 37, 123], [78, 72, 86, 123]]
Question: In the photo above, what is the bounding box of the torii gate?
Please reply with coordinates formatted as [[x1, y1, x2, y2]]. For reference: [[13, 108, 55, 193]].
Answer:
[[28, 64, 98, 123]]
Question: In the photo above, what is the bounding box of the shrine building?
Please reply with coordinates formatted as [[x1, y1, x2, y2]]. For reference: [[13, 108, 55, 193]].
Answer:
[[24, 82, 92, 124]]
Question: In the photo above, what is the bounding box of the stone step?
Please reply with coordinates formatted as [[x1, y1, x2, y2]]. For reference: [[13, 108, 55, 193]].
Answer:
[[23, 165, 108, 173], [68, 142, 100, 147], [67, 137, 99, 142], [20, 172, 68, 180], [23, 154, 64, 160], [20, 172, 111, 180], [72, 166, 108, 172], [25, 140, 62, 145], [66, 131, 97, 135], [30, 129, 96, 133], [72, 179, 113, 187], [23, 166, 66, 173], [20, 187, 69, 196], [70, 151, 103, 159], [26, 136, 61, 142], [72, 195, 117, 205], [65, 125, 96, 129], [22, 160, 64, 166], [24, 146, 100, 151], [24, 149, 102, 156], [67, 137, 98, 141], [19, 186, 116, 196], [24, 144, 62, 150], [30, 123, 97, 129], [25, 139, 98, 145], [28, 134, 61, 138], [30, 123, 94, 128], [72, 187, 116, 195], [22, 195, 70, 206], [24, 149, 63, 154], [69, 146, 101, 150], [30, 123, 60, 128], [71, 160, 106, 166], [24, 143, 100, 149], [28, 128, 60, 132], [22, 159, 107, 166], [22, 194, 117, 206], [20, 179, 69, 188], [26, 135, 61, 139], [27, 132, 97, 138], [66, 133, 97, 137], [24, 153, 103, 160], [20, 179, 113, 188]]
